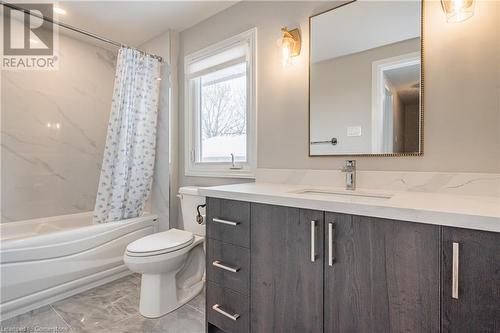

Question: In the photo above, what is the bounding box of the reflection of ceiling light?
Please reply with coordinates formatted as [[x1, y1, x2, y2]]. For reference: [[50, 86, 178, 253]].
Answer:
[[29, 38, 39, 44], [46, 122, 62, 130], [53, 7, 66, 15]]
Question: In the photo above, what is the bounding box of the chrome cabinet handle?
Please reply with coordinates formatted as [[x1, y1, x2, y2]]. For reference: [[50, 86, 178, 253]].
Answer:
[[310, 220, 318, 262], [328, 221, 336, 266], [212, 260, 240, 273], [212, 218, 240, 226], [212, 304, 240, 321], [452, 242, 459, 299]]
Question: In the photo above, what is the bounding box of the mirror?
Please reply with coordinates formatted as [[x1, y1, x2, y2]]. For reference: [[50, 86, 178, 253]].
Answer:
[[309, 1, 423, 156]]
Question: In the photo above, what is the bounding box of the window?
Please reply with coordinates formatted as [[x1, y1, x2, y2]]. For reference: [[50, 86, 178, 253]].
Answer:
[[185, 29, 256, 178]]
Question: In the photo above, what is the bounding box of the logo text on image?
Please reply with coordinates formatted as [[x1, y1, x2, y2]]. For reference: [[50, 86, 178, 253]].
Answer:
[[2, 3, 59, 70]]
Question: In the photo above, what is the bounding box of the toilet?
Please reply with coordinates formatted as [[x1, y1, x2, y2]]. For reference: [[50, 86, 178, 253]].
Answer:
[[124, 186, 206, 318]]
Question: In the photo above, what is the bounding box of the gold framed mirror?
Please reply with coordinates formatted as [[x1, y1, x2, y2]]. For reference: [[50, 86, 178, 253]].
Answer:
[[309, 0, 424, 157]]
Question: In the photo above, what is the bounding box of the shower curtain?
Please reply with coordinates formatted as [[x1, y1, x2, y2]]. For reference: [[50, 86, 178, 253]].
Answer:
[[93, 48, 161, 224]]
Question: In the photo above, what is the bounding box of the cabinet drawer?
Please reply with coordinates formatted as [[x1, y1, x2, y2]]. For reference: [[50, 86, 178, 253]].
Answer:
[[207, 239, 250, 294], [207, 198, 250, 248], [207, 282, 249, 333]]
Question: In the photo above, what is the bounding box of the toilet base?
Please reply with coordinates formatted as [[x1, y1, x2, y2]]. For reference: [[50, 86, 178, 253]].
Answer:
[[139, 275, 204, 318], [137, 242, 205, 318]]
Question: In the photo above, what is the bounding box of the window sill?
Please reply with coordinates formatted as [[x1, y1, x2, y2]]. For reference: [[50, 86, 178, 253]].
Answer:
[[184, 168, 255, 179]]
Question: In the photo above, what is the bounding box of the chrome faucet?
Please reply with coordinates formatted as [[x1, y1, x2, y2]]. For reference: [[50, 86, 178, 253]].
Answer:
[[340, 160, 356, 190]]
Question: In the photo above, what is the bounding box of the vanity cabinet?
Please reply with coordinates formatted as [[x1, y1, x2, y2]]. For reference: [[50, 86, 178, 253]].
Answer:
[[206, 198, 251, 333], [324, 213, 440, 332], [441, 227, 500, 333], [250, 204, 324, 333], [205, 198, 499, 333]]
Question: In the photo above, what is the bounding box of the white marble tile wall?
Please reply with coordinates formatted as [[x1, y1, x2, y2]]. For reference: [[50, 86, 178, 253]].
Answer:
[[1, 33, 117, 222], [256, 168, 500, 197], [139, 31, 171, 231], [150, 65, 171, 231]]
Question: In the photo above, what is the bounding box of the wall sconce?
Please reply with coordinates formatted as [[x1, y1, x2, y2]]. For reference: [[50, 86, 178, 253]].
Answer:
[[441, 0, 475, 23], [280, 27, 301, 67]]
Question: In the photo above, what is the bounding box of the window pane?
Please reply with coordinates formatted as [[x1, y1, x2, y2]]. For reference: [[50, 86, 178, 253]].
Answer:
[[199, 62, 247, 163]]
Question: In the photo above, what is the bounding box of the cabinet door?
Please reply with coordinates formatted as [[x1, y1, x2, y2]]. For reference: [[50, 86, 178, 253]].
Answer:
[[324, 213, 440, 333], [251, 204, 324, 333], [441, 227, 500, 333]]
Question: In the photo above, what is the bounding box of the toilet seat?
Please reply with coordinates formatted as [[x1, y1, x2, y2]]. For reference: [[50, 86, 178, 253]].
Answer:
[[126, 229, 194, 257]]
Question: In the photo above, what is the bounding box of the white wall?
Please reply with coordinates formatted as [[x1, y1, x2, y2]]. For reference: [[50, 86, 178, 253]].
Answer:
[[1, 32, 116, 222], [178, 0, 499, 179]]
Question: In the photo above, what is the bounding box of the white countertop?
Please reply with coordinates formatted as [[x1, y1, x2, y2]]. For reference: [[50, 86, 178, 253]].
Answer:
[[199, 183, 500, 233]]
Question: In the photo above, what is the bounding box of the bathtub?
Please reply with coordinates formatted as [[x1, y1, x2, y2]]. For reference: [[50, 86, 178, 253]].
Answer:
[[0, 212, 157, 320]]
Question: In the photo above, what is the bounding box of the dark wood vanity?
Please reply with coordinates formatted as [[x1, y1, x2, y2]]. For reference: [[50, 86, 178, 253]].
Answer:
[[205, 197, 499, 333]]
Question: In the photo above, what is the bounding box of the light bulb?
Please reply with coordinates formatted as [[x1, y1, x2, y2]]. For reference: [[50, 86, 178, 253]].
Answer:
[[441, 0, 475, 23], [282, 39, 292, 67]]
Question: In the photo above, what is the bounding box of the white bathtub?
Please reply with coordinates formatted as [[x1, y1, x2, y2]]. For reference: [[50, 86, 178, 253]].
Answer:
[[0, 212, 157, 320]]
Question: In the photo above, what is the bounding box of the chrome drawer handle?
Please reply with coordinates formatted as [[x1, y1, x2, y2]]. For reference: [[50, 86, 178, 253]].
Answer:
[[213, 218, 240, 226], [328, 221, 336, 267], [212, 260, 240, 273], [212, 304, 240, 321], [452, 242, 459, 299], [310, 220, 318, 262]]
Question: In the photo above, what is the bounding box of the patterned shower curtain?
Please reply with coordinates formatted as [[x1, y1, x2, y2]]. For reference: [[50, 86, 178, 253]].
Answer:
[[93, 48, 161, 224]]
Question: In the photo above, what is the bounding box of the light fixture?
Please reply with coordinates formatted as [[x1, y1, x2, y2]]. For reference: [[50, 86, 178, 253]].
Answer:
[[53, 6, 67, 15], [280, 27, 301, 67], [440, 0, 475, 23]]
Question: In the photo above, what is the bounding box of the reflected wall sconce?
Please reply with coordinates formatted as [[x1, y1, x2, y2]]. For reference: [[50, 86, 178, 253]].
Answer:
[[441, 0, 475, 23], [280, 27, 301, 67]]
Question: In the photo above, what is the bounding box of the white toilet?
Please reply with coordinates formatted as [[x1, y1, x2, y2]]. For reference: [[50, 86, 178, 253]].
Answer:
[[124, 186, 206, 318]]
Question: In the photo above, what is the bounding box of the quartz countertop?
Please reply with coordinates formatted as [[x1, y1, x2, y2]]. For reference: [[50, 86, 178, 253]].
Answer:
[[199, 183, 500, 233]]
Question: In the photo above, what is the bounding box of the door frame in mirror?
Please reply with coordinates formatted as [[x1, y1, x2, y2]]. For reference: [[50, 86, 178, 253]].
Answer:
[[308, 0, 424, 157]]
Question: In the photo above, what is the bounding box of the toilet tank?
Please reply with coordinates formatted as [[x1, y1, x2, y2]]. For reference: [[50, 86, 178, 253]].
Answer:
[[178, 186, 206, 236]]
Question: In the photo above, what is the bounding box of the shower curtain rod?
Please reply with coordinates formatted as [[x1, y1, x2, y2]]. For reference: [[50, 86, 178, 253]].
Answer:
[[2, 2, 164, 62]]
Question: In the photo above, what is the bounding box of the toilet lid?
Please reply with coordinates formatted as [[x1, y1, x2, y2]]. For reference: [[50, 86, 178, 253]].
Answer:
[[126, 229, 194, 256]]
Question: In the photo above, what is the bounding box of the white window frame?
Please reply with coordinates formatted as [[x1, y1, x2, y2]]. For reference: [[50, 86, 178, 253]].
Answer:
[[184, 28, 257, 178]]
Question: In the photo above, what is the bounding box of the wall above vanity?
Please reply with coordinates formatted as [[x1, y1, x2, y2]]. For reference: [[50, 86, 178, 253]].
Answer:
[[178, 0, 500, 183]]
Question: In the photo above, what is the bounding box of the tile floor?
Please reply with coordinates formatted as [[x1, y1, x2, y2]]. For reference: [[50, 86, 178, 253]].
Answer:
[[0, 274, 205, 333]]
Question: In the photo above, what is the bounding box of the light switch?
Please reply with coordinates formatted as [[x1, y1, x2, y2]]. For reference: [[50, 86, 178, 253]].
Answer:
[[347, 126, 362, 137]]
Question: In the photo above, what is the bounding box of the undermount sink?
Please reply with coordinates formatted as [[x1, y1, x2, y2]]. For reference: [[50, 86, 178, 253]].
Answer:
[[290, 188, 393, 200]]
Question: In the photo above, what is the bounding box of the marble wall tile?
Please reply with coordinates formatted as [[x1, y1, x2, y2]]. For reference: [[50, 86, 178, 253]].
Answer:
[[1, 32, 117, 222], [256, 168, 500, 197], [151, 65, 171, 231]]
